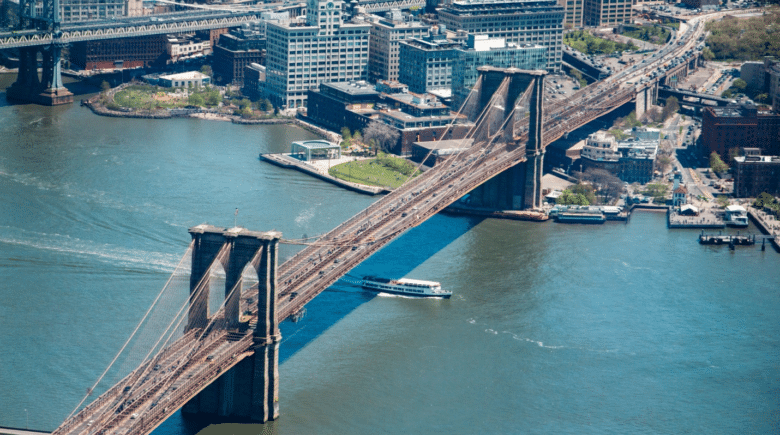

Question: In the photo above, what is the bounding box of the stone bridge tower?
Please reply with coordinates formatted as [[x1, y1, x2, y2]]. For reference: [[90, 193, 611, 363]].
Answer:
[[467, 67, 546, 211], [183, 225, 282, 423]]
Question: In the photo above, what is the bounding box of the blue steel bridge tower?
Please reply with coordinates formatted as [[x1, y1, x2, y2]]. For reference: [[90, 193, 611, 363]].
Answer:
[[6, 0, 73, 105]]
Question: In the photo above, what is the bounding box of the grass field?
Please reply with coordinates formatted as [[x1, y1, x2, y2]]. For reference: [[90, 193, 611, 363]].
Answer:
[[329, 157, 418, 189], [111, 85, 223, 110], [113, 86, 186, 109]]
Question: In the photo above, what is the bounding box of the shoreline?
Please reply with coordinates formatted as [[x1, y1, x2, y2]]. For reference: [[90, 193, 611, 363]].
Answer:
[[79, 86, 338, 142]]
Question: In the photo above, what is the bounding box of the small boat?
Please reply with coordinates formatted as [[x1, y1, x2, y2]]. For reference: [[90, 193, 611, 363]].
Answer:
[[362, 276, 451, 298]]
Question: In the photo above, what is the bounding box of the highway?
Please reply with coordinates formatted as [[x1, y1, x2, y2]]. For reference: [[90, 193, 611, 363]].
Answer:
[[51, 9, 744, 435]]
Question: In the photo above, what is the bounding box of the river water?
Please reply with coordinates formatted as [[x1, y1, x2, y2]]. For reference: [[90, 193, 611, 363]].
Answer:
[[1, 79, 779, 434]]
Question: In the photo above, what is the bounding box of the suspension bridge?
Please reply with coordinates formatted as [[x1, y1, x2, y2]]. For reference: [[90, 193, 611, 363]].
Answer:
[[0, 2, 288, 105], [48, 9, 718, 433]]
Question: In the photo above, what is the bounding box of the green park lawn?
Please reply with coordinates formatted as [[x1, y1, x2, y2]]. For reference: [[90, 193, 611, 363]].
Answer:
[[113, 86, 186, 109], [329, 157, 418, 189]]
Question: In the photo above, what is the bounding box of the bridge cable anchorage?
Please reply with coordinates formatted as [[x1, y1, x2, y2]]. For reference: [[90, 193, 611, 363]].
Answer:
[[64, 241, 194, 421]]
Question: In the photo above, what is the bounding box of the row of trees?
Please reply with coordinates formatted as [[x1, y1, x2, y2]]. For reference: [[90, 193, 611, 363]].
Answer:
[[557, 169, 627, 206], [620, 24, 671, 45], [705, 11, 780, 61], [340, 121, 401, 155], [564, 30, 638, 55]]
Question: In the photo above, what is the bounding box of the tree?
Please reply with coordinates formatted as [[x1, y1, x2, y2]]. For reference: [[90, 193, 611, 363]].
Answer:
[[205, 90, 221, 107], [643, 106, 663, 123], [754, 192, 778, 208], [732, 78, 747, 90], [188, 93, 205, 107], [581, 168, 624, 203], [661, 96, 679, 121], [259, 99, 273, 112], [362, 121, 400, 154], [710, 151, 729, 174], [702, 47, 715, 61], [101, 80, 111, 92], [716, 195, 730, 208], [570, 183, 597, 205], [608, 128, 629, 140], [557, 189, 590, 205], [656, 154, 673, 174], [200, 65, 212, 76], [341, 127, 352, 141]]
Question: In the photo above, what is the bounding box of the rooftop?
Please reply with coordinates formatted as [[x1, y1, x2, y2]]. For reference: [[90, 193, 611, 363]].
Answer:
[[159, 71, 210, 80], [324, 81, 379, 96]]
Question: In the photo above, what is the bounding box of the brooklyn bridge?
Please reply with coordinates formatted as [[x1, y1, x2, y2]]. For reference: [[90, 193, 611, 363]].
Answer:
[[22, 9, 719, 434]]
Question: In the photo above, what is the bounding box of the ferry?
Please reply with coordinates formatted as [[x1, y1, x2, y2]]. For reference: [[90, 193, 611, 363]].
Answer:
[[724, 205, 749, 227], [362, 276, 451, 298]]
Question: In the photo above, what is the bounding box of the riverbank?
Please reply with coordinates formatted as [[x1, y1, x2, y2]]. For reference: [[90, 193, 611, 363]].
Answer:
[[81, 89, 338, 142], [259, 153, 388, 196]]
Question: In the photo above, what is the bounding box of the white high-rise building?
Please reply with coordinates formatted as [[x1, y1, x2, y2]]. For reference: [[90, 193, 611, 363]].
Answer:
[[265, 0, 371, 109]]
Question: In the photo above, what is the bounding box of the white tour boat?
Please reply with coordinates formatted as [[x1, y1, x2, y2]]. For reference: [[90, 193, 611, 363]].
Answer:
[[724, 205, 749, 227], [362, 276, 451, 298]]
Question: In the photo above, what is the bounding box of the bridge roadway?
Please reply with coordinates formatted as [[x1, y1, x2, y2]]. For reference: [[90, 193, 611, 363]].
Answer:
[[0, 8, 277, 49], [53, 11, 728, 435]]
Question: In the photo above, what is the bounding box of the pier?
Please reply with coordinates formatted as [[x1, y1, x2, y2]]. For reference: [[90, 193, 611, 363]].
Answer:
[[698, 231, 777, 251]]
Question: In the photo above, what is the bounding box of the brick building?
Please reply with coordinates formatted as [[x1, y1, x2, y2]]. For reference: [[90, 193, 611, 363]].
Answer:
[[306, 80, 471, 155], [701, 104, 780, 158], [69, 35, 167, 70], [368, 10, 429, 83], [733, 153, 780, 198], [212, 26, 266, 86], [580, 129, 659, 183]]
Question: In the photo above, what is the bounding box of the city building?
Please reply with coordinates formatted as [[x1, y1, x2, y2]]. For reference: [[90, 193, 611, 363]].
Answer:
[[437, 0, 564, 72], [452, 35, 546, 106], [583, 0, 634, 27], [733, 153, 780, 198], [243, 63, 267, 101], [196, 28, 231, 50], [397, 29, 461, 95], [306, 80, 381, 134], [368, 9, 429, 83], [306, 80, 472, 154], [59, 0, 142, 23], [560, 0, 585, 28], [265, 0, 371, 109], [738, 57, 780, 112], [701, 104, 780, 158], [212, 24, 266, 86], [580, 129, 659, 183], [673, 185, 688, 206], [69, 35, 167, 70], [166, 36, 211, 64]]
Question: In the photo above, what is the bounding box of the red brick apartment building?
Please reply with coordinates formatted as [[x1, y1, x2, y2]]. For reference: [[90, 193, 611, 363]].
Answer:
[[701, 104, 780, 158], [69, 35, 167, 70]]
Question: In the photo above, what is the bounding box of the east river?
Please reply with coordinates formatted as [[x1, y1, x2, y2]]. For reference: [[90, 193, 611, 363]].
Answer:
[[1, 78, 779, 434]]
